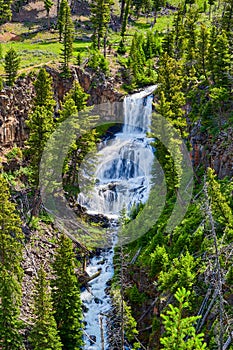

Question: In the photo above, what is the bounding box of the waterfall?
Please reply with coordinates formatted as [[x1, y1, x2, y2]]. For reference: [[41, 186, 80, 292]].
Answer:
[[80, 86, 156, 349], [78, 85, 156, 218]]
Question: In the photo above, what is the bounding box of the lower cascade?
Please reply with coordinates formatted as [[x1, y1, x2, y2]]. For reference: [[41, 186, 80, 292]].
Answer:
[[80, 86, 156, 349]]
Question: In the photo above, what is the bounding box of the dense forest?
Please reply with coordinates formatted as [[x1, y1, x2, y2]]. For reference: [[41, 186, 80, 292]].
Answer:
[[0, 0, 233, 349]]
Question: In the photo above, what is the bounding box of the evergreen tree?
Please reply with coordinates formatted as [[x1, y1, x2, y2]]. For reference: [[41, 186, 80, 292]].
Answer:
[[160, 287, 207, 349], [208, 0, 215, 19], [29, 267, 62, 350], [57, 0, 66, 41], [196, 24, 209, 79], [91, 0, 113, 49], [0, 174, 24, 349], [44, 0, 53, 29], [153, 0, 165, 23], [211, 31, 231, 88], [60, 0, 74, 77], [120, 0, 131, 42], [26, 106, 55, 187], [26, 68, 55, 187], [0, 0, 12, 24], [51, 234, 83, 349], [172, 7, 185, 60], [162, 29, 174, 57], [4, 48, 20, 86], [157, 53, 186, 135], [33, 68, 55, 109], [221, 0, 233, 34], [128, 32, 146, 87], [67, 80, 89, 111]]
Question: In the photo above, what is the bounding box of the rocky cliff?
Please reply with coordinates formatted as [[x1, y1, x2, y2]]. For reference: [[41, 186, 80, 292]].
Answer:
[[0, 66, 124, 158]]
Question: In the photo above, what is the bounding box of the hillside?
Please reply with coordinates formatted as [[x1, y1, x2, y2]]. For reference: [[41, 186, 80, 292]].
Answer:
[[0, 0, 233, 349]]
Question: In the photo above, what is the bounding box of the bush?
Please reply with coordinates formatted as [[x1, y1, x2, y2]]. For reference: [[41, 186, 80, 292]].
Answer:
[[87, 49, 109, 75], [5, 147, 23, 161]]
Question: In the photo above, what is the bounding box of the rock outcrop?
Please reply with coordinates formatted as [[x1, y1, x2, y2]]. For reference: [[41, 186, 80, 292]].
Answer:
[[190, 127, 233, 179], [0, 66, 124, 158], [0, 76, 35, 155]]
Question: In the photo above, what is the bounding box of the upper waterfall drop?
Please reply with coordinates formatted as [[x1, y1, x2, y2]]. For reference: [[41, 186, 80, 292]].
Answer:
[[77, 85, 156, 218]]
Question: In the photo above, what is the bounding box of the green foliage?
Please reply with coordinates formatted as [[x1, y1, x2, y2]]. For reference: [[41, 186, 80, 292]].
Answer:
[[26, 68, 55, 186], [0, 76, 3, 91], [5, 146, 23, 161], [87, 49, 109, 75], [91, 0, 113, 49], [160, 287, 208, 349], [4, 48, 20, 86], [26, 106, 55, 186], [51, 234, 83, 349], [29, 267, 62, 350], [33, 68, 55, 109], [60, 0, 74, 77], [66, 80, 89, 111], [0, 174, 24, 349], [0, 0, 12, 24], [126, 285, 146, 305], [57, 0, 66, 41], [158, 252, 198, 293], [150, 245, 169, 276], [127, 31, 157, 88], [44, 0, 53, 28]]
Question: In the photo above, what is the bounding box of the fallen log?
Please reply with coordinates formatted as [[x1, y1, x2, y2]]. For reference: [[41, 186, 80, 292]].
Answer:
[[78, 269, 102, 287]]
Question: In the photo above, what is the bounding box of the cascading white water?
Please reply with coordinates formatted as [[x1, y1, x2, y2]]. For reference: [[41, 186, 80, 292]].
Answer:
[[80, 86, 156, 349], [78, 86, 156, 218]]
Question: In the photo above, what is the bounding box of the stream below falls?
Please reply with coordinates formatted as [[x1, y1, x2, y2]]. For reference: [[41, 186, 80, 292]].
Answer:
[[80, 86, 156, 349]]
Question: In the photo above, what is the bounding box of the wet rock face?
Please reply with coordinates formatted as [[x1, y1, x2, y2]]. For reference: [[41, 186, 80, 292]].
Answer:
[[0, 76, 35, 154]]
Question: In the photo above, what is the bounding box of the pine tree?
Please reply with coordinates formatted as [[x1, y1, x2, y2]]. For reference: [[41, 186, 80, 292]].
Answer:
[[60, 0, 74, 77], [26, 106, 55, 184], [29, 267, 62, 350], [0, 0, 12, 24], [196, 24, 209, 79], [67, 80, 89, 111], [128, 32, 146, 87], [0, 174, 24, 349], [51, 234, 83, 349], [33, 68, 55, 109], [153, 0, 165, 24], [26, 68, 55, 187], [157, 53, 186, 135], [57, 0, 66, 41], [91, 0, 113, 49], [212, 30, 231, 88], [172, 7, 185, 60], [208, 0, 215, 19], [160, 287, 207, 349], [44, 0, 53, 29], [4, 48, 20, 86]]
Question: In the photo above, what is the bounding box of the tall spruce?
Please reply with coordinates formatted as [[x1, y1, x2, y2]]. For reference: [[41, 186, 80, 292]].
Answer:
[[29, 267, 62, 350], [57, 0, 66, 41], [0, 174, 24, 349], [0, 0, 12, 24], [51, 234, 83, 349], [160, 287, 207, 349], [157, 52, 186, 135], [4, 48, 20, 86], [44, 0, 53, 29], [26, 68, 55, 188], [91, 0, 113, 49], [60, 0, 74, 77]]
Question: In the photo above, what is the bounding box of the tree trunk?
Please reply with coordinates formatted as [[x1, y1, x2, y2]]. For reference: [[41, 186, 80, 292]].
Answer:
[[120, 0, 126, 23]]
